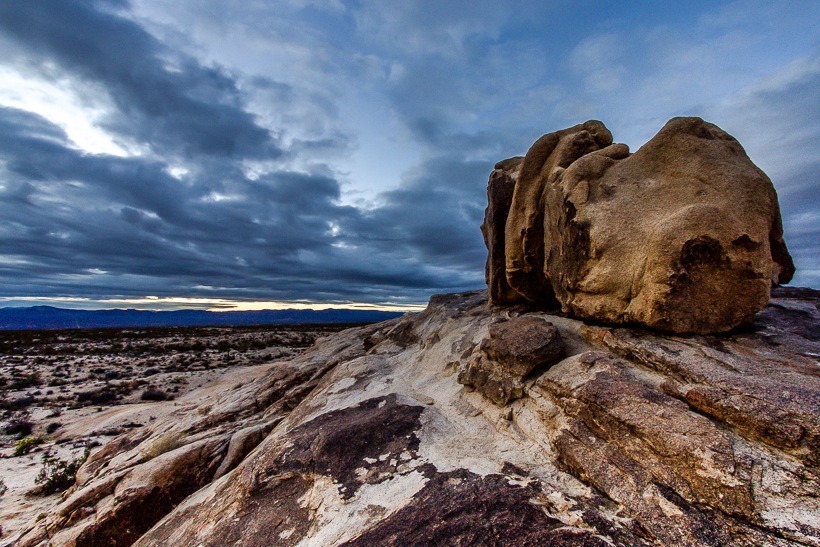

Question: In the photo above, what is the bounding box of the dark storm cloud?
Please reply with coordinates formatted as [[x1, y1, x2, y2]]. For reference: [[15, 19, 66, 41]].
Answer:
[[0, 104, 487, 303], [0, 0, 281, 160], [347, 156, 488, 267], [1, 0, 816, 309], [0, 0, 491, 303]]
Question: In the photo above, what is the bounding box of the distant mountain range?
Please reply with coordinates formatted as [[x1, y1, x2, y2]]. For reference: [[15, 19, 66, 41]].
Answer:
[[0, 306, 405, 331]]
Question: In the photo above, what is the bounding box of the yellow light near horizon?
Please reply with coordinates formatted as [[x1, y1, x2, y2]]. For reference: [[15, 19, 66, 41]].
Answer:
[[0, 295, 425, 313]]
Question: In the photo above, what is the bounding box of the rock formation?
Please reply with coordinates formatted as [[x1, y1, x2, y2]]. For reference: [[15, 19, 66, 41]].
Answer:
[[458, 316, 565, 404], [483, 117, 796, 334], [13, 286, 819, 546], [481, 158, 521, 304], [7, 118, 813, 547]]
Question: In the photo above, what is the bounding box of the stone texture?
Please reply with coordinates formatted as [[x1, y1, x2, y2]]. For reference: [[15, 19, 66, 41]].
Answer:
[[504, 120, 613, 305], [342, 469, 613, 547], [13, 288, 819, 546], [458, 316, 565, 405], [481, 316, 565, 376], [488, 117, 796, 334], [457, 355, 526, 405], [14, 323, 384, 547], [480, 159, 521, 304], [596, 286, 820, 468]]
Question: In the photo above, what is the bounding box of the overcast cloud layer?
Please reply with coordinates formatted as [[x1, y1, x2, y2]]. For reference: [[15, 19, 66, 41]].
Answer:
[[0, 0, 817, 309]]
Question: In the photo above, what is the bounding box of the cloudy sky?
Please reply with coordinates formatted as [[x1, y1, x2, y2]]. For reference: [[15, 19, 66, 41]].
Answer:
[[0, 0, 817, 311]]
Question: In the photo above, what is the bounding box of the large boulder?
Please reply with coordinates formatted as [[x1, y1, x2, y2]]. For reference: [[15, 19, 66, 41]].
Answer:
[[488, 117, 795, 334], [504, 120, 613, 305]]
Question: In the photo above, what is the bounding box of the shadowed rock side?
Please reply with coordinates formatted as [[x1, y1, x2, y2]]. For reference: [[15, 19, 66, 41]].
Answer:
[[483, 117, 796, 334], [13, 287, 818, 546], [481, 156, 522, 304], [503, 120, 614, 306]]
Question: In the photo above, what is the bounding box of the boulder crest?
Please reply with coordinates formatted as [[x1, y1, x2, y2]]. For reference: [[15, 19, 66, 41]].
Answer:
[[482, 117, 796, 334]]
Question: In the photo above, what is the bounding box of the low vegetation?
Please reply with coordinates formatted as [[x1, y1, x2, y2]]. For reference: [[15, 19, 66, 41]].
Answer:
[[140, 388, 170, 401], [76, 389, 117, 405], [33, 448, 89, 495], [143, 431, 185, 459], [0, 324, 349, 416], [14, 435, 46, 456], [4, 419, 33, 439]]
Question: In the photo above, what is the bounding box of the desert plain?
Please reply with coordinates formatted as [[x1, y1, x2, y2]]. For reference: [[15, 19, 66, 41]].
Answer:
[[0, 323, 354, 543]]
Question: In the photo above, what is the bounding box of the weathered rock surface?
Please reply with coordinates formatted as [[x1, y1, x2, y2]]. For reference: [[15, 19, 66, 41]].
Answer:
[[458, 315, 565, 404], [486, 117, 796, 334], [481, 158, 521, 304], [13, 287, 819, 546], [504, 120, 614, 306]]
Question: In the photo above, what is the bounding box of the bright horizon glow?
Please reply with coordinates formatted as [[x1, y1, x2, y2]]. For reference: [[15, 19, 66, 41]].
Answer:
[[0, 295, 425, 312]]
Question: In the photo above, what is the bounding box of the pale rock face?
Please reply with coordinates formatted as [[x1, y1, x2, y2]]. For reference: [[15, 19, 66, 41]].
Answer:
[[488, 117, 795, 334], [12, 288, 819, 547]]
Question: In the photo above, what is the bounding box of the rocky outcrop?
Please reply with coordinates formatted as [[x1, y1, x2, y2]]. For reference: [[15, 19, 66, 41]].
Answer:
[[481, 157, 521, 304], [458, 316, 565, 404], [13, 286, 818, 546], [483, 117, 796, 334], [502, 120, 614, 306], [13, 324, 383, 547]]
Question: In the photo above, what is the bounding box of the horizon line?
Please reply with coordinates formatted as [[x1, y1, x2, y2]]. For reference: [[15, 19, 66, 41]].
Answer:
[[0, 296, 429, 313]]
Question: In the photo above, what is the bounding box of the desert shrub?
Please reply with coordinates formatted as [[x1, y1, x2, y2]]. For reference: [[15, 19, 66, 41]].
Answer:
[[33, 448, 89, 495], [0, 395, 36, 411], [8, 372, 42, 389], [140, 388, 168, 401], [14, 435, 46, 456], [4, 419, 33, 438], [76, 389, 117, 405], [45, 422, 62, 434], [0, 478, 7, 497]]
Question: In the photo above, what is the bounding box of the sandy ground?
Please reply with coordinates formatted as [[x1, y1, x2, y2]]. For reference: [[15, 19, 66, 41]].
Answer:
[[0, 324, 349, 544]]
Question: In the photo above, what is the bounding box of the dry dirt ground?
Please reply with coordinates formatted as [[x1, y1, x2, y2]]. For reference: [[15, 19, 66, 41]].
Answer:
[[0, 324, 355, 543]]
